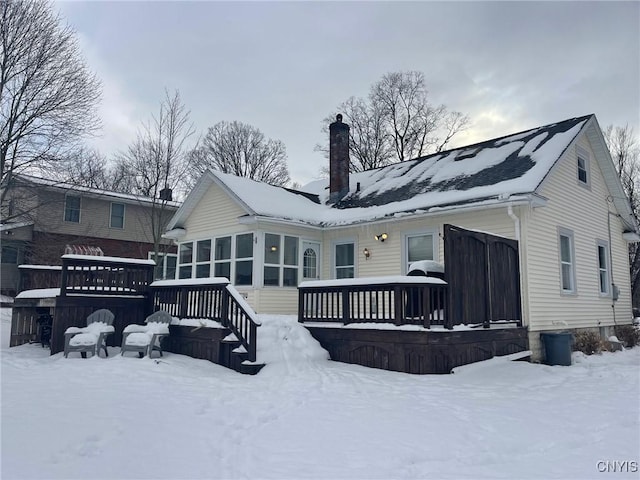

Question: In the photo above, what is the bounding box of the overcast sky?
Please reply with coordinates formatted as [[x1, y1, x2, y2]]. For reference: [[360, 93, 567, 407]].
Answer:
[[57, 1, 640, 186]]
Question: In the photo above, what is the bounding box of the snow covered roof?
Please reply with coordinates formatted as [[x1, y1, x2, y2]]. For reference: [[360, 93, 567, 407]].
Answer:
[[168, 114, 636, 230], [13, 175, 182, 209]]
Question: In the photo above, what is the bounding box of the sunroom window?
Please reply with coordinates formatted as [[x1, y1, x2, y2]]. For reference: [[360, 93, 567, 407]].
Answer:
[[214, 236, 232, 280], [263, 234, 299, 287], [195, 239, 211, 278], [178, 242, 193, 279], [234, 233, 253, 286]]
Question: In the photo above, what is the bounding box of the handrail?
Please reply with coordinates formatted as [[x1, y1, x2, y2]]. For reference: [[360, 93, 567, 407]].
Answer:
[[60, 256, 155, 297], [298, 278, 450, 329], [150, 280, 260, 362]]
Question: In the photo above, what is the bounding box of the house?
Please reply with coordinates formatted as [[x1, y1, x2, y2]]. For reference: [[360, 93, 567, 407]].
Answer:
[[1, 175, 181, 295], [164, 114, 638, 362]]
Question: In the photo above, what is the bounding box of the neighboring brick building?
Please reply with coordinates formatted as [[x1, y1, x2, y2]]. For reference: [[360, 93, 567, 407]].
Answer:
[[0, 175, 180, 296]]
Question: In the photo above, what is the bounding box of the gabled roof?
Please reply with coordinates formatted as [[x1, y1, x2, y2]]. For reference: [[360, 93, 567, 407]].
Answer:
[[167, 114, 637, 231], [12, 175, 182, 209]]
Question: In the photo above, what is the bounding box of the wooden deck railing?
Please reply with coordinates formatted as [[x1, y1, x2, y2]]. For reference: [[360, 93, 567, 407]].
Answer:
[[60, 255, 155, 297], [150, 279, 260, 362], [298, 276, 451, 329]]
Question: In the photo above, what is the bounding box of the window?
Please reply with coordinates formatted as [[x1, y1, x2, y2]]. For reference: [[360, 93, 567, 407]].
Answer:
[[597, 241, 610, 295], [179, 234, 254, 285], [110, 202, 125, 229], [235, 233, 253, 286], [576, 146, 589, 186], [195, 239, 211, 278], [149, 252, 177, 280], [64, 195, 81, 223], [263, 234, 299, 287], [558, 229, 576, 293], [214, 236, 232, 280], [405, 232, 435, 272], [1, 245, 18, 264], [335, 242, 355, 279], [178, 242, 193, 279], [303, 248, 317, 279]]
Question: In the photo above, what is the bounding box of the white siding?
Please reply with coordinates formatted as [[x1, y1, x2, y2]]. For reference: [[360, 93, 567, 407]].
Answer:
[[523, 133, 633, 332], [320, 207, 517, 280]]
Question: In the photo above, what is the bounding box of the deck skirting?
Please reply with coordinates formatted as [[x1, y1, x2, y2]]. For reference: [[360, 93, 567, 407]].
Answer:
[[305, 325, 529, 374]]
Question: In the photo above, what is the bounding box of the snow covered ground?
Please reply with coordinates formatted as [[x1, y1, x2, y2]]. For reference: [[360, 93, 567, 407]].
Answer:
[[1, 307, 639, 479]]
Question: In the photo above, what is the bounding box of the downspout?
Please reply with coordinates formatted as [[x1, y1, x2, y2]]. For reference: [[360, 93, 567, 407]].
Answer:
[[507, 205, 521, 242], [607, 209, 619, 325], [507, 204, 524, 327]]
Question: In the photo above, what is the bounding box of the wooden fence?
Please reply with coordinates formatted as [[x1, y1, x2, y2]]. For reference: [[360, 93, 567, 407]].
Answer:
[[444, 224, 522, 328]]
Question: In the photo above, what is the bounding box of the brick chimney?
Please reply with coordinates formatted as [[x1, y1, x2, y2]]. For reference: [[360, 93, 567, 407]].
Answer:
[[159, 187, 173, 202], [329, 114, 350, 203]]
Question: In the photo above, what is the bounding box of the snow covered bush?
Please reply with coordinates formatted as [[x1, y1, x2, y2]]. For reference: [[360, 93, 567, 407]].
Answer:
[[573, 330, 603, 355], [614, 325, 640, 348]]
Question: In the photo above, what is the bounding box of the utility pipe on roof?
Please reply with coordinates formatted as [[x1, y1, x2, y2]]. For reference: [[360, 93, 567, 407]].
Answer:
[[507, 204, 520, 242]]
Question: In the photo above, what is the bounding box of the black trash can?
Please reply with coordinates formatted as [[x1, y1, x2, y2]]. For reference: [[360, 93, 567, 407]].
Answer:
[[406, 261, 445, 318], [540, 332, 573, 366]]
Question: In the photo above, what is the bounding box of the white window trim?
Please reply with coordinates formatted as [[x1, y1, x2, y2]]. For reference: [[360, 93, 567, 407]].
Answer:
[[195, 239, 212, 278], [402, 228, 439, 274], [262, 232, 300, 288], [148, 251, 178, 280], [63, 194, 81, 223], [558, 227, 577, 295], [233, 232, 255, 287], [177, 241, 194, 279], [109, 202, 126, 229], [576, 145, 591, 189], [301, 239, 322, 281], [596, 239, 611, 297], [333, 238, 357, 279]]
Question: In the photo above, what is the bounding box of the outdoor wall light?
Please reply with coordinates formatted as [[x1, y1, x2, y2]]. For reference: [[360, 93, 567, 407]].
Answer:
[[270, 246, 278, 252], [374, 233, 388, 242], [363, 248, 370, 259]]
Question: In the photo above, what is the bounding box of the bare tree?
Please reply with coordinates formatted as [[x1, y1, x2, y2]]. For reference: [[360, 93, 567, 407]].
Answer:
[[317, 71, 469, 172], [56, 148, 111, 190], [188, 121, 290, 187], [0, 0, 101, 209], [604, 124, 640, 305], [116, 89, 195, 275]]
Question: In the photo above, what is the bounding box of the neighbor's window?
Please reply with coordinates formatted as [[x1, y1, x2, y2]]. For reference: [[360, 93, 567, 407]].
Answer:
[[1, 245, 18, 264], [195, 239, 211, 278], [263, 234, 299, 287], [110, 202, 125, 229], [406, 232, 435, 272], [576, 146, 589, 186], [234, 233, 254, 286], [335, 242, 355, 279], [597, 241, 610, 295], [64, 195, 81, 223], [559, 229, 576, 293], [178, 242, 193, 279]]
